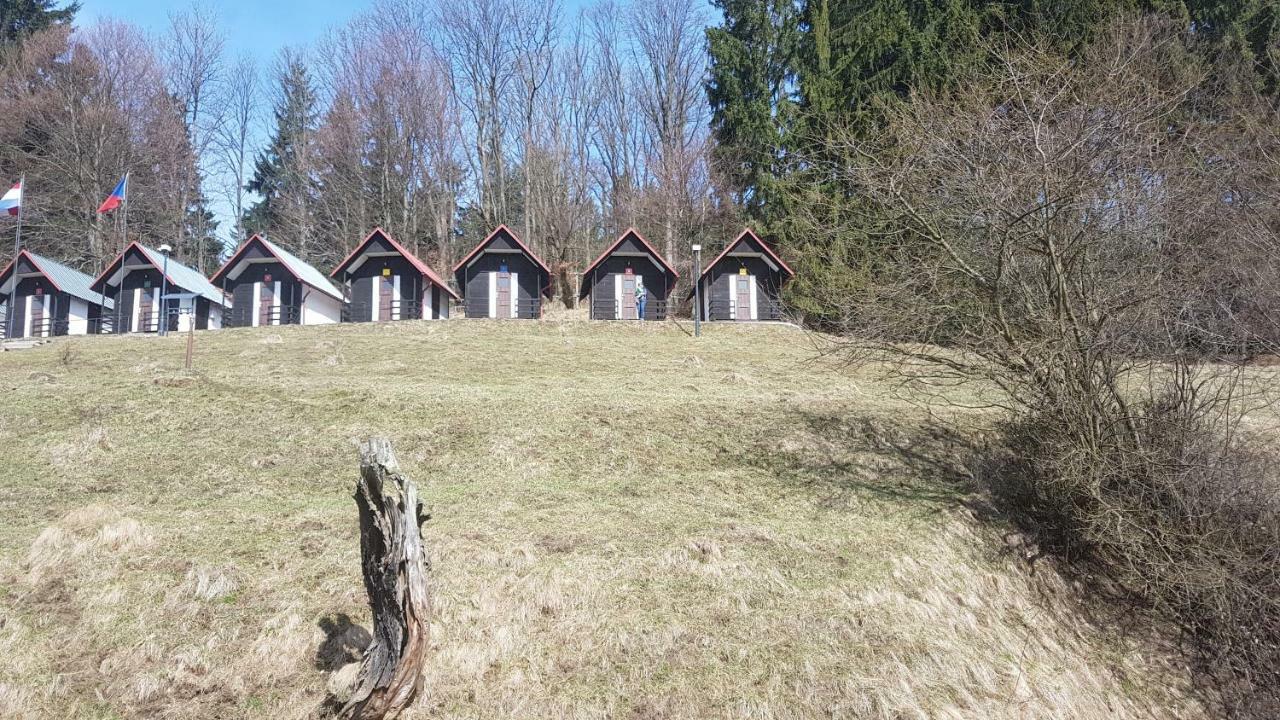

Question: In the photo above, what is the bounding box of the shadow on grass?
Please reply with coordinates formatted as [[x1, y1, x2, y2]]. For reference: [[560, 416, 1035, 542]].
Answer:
[[315, 612, 371, 672], [733, 409, 984, 512]]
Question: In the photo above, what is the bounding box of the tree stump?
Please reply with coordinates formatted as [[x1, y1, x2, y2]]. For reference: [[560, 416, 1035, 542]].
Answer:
[[327, 437, 431, 720]]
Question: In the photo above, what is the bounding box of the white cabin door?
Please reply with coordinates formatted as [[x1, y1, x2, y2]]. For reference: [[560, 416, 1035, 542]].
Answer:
[[496, 265, 512, 319], [621, 269, 637, 320], [735, 274, 752, 322]]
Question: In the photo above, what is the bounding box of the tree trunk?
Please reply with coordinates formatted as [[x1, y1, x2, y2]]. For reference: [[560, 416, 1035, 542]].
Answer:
[[326, 437, 431, 720]]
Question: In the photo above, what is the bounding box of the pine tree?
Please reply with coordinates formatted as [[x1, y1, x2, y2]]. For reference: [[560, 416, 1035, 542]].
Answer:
[[1, 0, 77, 47], [245, 54, 319, 258], [705, 0, 800, 226]]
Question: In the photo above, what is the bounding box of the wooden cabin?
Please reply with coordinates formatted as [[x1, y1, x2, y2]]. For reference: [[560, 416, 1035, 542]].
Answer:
[[694, 229, 794, 322], [211, 234, 343, 327], [330, 228, 459, 322], [90, 242, 226, 333], [452, 225, 552, 319], [579, 228, 678, 320], [0, 250, 113, 338]]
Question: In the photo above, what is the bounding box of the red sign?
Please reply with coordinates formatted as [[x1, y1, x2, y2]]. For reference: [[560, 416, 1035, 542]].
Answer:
[[263, 273, 272, 282]]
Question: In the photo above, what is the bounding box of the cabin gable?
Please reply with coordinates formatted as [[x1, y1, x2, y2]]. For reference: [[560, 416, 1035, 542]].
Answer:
[[695, 231, 792, 323], [453, 227, 550, 319], [333, 229, 454, 321]]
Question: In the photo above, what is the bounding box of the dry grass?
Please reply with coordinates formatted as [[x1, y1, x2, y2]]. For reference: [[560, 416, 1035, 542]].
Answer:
[[0, 319, 1216, 718]]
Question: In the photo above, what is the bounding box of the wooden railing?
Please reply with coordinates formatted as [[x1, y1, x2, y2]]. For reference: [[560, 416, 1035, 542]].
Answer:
[[593, 299, 670, 321], [706, 298, 786, 322], [464, 297, 542, 319], [224, 304, 301, 328], [343, 299, 423, 322], [2, 317, 69, 338]]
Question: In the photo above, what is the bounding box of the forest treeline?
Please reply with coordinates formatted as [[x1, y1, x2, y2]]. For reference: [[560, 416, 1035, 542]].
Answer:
[[0, 0, 728, 295], [2, 1, 1278, 318]]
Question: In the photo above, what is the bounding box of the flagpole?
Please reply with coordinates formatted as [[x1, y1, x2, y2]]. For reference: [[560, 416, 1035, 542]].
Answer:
[[98, 214, 109, 334], [115, 172, 129, 334], [5, 175, 23, 340]]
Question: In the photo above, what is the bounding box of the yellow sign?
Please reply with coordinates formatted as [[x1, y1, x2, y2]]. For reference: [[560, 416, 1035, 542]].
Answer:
[[382, 268, 391, 277], [739, 268, 748, 275]]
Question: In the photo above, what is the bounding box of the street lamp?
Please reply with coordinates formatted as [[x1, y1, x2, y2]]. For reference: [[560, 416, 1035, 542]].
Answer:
[[691, 244, 702, 338], [157, 243, 172, 336]]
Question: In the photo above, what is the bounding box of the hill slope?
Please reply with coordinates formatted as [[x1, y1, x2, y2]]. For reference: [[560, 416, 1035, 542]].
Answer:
[[0, 320, 1199, 718]]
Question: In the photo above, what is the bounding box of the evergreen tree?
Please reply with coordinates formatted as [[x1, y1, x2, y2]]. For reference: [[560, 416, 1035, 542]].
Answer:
[[705, 0, 801, 226], [1, 0, 77, 48], [245, 54, 319, 258]]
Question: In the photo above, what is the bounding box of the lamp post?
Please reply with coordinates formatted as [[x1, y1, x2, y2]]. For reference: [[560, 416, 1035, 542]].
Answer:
[[691, 244, 702, 338], [157, 244, 172, 336]]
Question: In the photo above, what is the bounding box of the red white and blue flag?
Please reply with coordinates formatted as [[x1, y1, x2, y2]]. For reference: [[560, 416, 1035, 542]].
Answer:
[[97, 175, 127, 214], [0, 180, 21, 216]]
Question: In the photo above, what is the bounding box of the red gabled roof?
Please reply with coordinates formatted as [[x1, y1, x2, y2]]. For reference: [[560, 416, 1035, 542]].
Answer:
[[699, 228, 794, 280], [451, 224, 553, 276], [331, 227, 461, 301], [91, 240, 151, 290], [209, 234, 295, 285], [581, 228, 680, 279], [0, 250, 66, 294]]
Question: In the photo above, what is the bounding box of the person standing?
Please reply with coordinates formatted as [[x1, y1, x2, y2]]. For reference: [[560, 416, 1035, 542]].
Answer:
[[634, 276, 648, 321]]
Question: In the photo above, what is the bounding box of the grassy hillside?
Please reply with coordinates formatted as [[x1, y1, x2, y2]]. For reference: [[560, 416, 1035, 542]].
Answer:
[[0, 319, 1202, 719]]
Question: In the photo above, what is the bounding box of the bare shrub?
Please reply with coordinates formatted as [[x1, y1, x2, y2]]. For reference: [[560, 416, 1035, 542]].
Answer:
[[57, 342, 79, 367], [986, 373, 1280, 715], [798, 14, 1280, 715]]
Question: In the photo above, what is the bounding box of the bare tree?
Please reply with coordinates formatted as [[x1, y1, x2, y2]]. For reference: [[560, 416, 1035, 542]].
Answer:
[[510, 0, 561, 249], [587, 1, 642, 235], [215, 54, 258, 247], [532, 11, 600, 305], [162, 2, 225, 270], [314, 0, 463, 266], [627, 0, 709, 266], [439, 0, 518, 228], [0, 20, 195, 270]]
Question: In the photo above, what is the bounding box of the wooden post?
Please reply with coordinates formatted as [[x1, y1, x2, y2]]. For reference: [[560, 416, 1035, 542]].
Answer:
[[184, 322, 194, 370], [327, 437, 432, 720]]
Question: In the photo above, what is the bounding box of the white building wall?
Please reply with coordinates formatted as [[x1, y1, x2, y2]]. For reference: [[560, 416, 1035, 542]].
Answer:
[[67, 298, 89, 335], [302, 291, 341, 325], [174, 297, 196, 333]]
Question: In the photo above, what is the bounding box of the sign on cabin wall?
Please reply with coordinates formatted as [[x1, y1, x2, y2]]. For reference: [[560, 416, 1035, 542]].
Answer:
[[739, 268, 748, 275], [382, 268, 391, 276]]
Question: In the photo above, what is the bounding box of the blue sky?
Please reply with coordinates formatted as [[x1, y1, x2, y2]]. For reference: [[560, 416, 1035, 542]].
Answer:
[[78, 0, 640, 64], [80, 1, 338, 63]]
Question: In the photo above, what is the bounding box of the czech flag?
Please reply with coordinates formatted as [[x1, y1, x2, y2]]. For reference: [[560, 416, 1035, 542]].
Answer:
[[97, 175, 127, 214], [0, 180, 21, 216]]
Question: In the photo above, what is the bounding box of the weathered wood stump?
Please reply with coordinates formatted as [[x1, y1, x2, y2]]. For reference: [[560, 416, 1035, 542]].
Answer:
[[326, 437, 431, 720]]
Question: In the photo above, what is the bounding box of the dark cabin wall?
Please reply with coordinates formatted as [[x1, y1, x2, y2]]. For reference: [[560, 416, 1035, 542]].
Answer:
[[345, 254, 426, 320], [3, 295, 22, 338], [116, 264, 165, 332], [584, 255, 673, 320], [700, 256, 785, 321], [458, 252, 546, 319], [195, 297, 211, 330], [432, 285, 449, 319], [5, 274, 69, 337], [223, 261, 302, 326], [108, 247, 212, 332], [88, 301, 103, 334]]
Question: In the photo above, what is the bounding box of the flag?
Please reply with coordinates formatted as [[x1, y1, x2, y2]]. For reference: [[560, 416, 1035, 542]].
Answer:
[[0, 180, 20, 216], [97, 176, 127, 214]]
